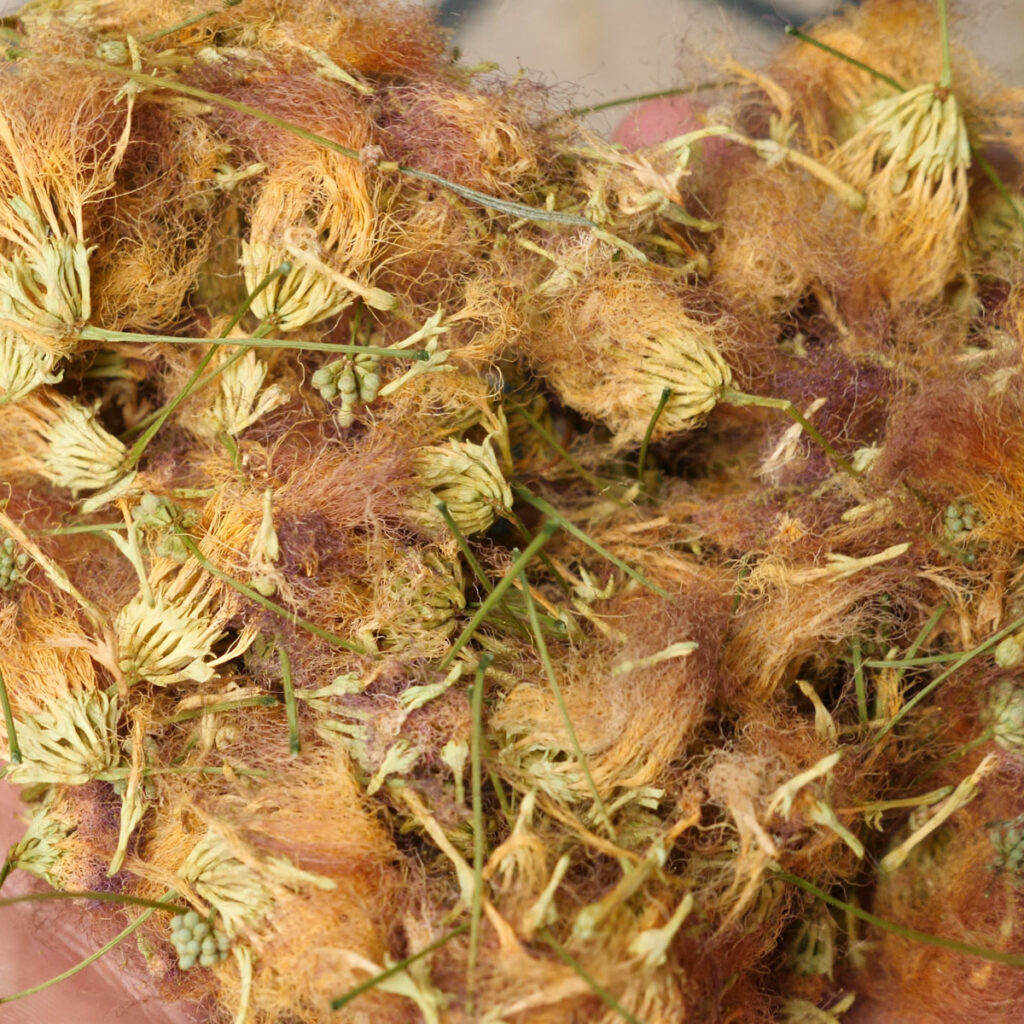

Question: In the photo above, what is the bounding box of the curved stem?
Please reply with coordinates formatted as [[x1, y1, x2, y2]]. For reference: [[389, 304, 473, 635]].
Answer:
[[720, 388, 858, 478]]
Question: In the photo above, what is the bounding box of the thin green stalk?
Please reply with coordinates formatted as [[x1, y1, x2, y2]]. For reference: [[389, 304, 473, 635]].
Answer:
[[511, 402, 606, 491], [504, 505, 572, 598], [0, 666, 20, 765], [721, 388, 857, 477], [119, 316, 273, 472], [936, 0, 952, 90], [440, 521, 560, 670], [860, 652, 959, 670], [488, 767, 514, 825], [637, 387, 672, 481], [776, 871, 1024, 967], [467, 654, 493, 1016], [0, 893, 179, 1004], [33, 522, 126, 535], [972, 146, 1024, 235], [513, 486, 670, 599], [539, 928, 645, 1024], [851, 637, 868, 724], [82, 326, 428, 360], [138, 0, 241, 42], [437, 501, 528, 638], [783, 26, 905, 92], [874, 612, 1024, 744], [176, 533, 365, 654], [520, 570, 614, 836], [58, 56, 596, 229], [329, 923, 469, 1011], [0, 889, 185, 914], [279, 640, 301, 756], [568, 82, 728, 119]]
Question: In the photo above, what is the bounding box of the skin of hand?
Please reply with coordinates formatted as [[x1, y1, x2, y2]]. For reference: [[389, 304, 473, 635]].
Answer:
[[0, 780, 198, 1023]]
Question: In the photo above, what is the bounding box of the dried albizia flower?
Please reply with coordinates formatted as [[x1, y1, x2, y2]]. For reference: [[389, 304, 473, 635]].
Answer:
[[829, 81, 971, 304], [0, 325, 62, 404], [237, 77, 390, 330], [116, 562, 257, 686], [4, 688, 120, 787], [41, 396, 129, 495], [115, 500, 260, 685], [189, 347, 289, 439], [524, 257, 733, 446], [178, 826, 336, 939], [409, 436, 512, 535]]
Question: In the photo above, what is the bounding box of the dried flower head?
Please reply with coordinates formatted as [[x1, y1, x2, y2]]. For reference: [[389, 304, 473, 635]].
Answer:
[[41, 396, 128, 495], [409, 436, 512, 535], [237, 80, 381, 330], [4, 688, 120, 787], [0, 195, 93, 348], [116, 564, 257, 686], [829, 81, 971, 304], [190, 347, 289, 438], [178, 826, 335, 939], [0, 325, 62, 404], [525, 261, 733, 445]]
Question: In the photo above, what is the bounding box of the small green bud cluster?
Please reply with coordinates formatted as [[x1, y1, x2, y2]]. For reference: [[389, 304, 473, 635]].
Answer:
[[985, 679, 1024, 751], [312, 353, 382, 427], [1, 534, 30, 590], [944, 500, 979, 539], [989, 812, 1024, 885], [170, 910, 231, 970]]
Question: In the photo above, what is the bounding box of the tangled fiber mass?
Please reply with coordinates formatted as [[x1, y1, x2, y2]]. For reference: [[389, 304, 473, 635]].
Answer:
[[2, 0, 1024, 1021]]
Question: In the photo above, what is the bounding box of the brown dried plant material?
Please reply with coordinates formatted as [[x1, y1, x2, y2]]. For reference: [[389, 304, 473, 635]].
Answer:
[[90, 100, 224, 332], [493, 584, 728, 801], [523, 255, 732, 446], [778, 0, 943, 142], [227, 74, 387, 331], [0, 57, 133, 358]]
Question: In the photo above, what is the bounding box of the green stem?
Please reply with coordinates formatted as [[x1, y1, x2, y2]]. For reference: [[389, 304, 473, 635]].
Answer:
[[437, 502, 528, 638], [83, 326, 428, 360], [138, 0, 241, 42], [0, 894, 179, 1004], [0, 666, 20, 765], [776, 871, 1024, 968], [851, 636, 868, 724], [467, 654, 493, 1016], [637, 387, 672, 481], [329, 923, 469, 1011], [567, 81, 729, 119], [440, 522, 560, 670], [279, 640, 301, 756], [874, 611, 1024, 744], [0, 890, 185, 913], [513, 486, 670, 599], [176, 533, 365, 654], [936, 0, 952, 90], [511, 402, 607, 492], [521, 572, 615, 836], [972, 146, 1024, 235], [59, 56, 596, 229], [783, 26, 905, 93], [539, 929, 645, 1024], [721, 388, 858, 478]]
